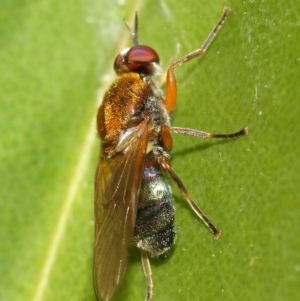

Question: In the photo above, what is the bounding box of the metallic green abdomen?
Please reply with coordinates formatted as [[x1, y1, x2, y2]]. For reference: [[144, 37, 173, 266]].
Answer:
[[133, 155, 175, 257]]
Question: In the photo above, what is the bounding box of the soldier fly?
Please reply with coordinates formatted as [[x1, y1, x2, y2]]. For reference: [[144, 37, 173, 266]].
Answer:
[[93, 7, 247, 301]]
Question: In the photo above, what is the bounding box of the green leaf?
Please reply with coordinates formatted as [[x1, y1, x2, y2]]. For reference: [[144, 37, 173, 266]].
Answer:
[[0, 0, 298, 301]]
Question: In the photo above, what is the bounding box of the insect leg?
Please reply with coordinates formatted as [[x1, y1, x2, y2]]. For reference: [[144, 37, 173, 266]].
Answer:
[[164, 7, 231, 112], [158, 157, 220, 239], [141, 250, 153, 301], [170, 126, 248, 139]]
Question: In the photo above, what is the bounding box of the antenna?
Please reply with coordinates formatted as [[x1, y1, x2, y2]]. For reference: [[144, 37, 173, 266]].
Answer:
[[125, 12, 139, 45]]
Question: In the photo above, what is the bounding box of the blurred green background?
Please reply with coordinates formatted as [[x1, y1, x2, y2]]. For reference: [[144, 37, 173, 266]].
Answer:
[[0, 0, 298, 300]]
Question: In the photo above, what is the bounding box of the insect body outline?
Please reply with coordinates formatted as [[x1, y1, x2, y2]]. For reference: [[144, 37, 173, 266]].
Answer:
[[94, 7, 247, 301]]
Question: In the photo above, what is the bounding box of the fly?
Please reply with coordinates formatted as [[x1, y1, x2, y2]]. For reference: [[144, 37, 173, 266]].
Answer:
[[93, 7, 247, 301]]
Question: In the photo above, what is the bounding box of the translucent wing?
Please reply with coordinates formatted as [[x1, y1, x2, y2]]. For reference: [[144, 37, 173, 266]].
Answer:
[[93, 120, 150, 301]]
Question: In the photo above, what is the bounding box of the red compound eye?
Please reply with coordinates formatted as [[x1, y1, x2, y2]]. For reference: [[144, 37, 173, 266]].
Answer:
[[114, 45, 160, 74], [127, 45, 159, 63]]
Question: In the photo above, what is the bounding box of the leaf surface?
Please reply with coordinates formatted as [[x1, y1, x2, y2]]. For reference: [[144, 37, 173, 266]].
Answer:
[[0, 1, 298, 301]]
